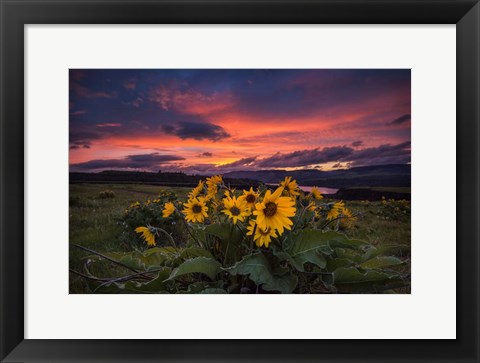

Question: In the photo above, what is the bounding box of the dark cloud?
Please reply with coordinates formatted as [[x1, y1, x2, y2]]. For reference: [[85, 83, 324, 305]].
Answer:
[[351, 140, 363, 147], [230, 69, 411, 121], [159, 141, 410, 174], [390, 114, 411, 125], [255, 146, 353, 168], [200, 152, 213, 157], [69, 131, 102, 149], [163, 156, 260, 175], [218, 156, 258, 169], [70, 110, 88, 116], [232, 131, 304, 144], [246, 142, 410, 169], [163, 163, 218, 175], [70, 153, 185, 171], [70, 131, 101, 143], [70, 82, 116, 99], [331, 162, 349, 169], [348, 141, 411, 166], [162, 121, 230, 141]]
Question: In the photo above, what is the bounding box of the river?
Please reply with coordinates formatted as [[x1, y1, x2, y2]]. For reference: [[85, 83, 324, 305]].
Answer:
[[298, 186, 338, 194]]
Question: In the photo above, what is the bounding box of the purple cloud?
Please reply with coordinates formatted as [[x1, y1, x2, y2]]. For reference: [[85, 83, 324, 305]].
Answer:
[[70, 153, 185, 171]]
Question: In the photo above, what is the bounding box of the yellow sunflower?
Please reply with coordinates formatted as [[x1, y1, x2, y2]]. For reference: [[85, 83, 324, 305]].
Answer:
[[204, 176, 222, 199], [246, 220, 278, 248], [340, 207, 357, 228], [207, 183, 218, 200], [189, 180, 205, 198], [183, 197, 208, 223], [162, 202, 175, 218], [135, 226, 156, 246], [280, 176, 300, 198], [326, 201, 345, 221], [222, 195, 250, 224], [253, 186, 296, 236], [310, 187, 323, 200], [238, 187, 259, 210], [206, 175, 222, 190]]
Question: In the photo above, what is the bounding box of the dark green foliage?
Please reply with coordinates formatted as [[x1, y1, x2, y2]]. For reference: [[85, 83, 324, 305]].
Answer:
[[119, 190, 188, 250]]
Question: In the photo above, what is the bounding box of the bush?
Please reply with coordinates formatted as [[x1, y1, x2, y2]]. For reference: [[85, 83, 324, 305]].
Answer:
[[97, 190, 115, 199], [378, 197, 410, 222], [119, 190, 188, 251]]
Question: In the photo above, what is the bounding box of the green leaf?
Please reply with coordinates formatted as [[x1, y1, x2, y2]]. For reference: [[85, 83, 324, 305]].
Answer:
[[359, 256, 404, 269], [92, 267, 172, 294], [204, 223, 242, 263], [334, 267, 393, 283], [166, 257, 221, 281], [225, 253, 297, 293], [86, 247, 180, 272], [325, 257, 355, 272], [360, 246, 379, 262], [276, 251, 326, 272], [179, 247, 213, 260], [143, 246, 178, 258], [125, 268, 172, 292], [204, 223, 236, 241], [281, 229, 354, 271], [85, 252, 146, 271], [179, 281, 225, 294], [189, 223, 207, 244], [333, 266, 403, 293], [334, 247, 364, 263], [117, 254, 148, 271], [326, 235, 369, 250], [199, 288, 227, 294]]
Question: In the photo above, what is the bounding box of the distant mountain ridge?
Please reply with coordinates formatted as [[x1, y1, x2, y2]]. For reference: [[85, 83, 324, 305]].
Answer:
[[223, 164, 411, 188], [69, 164, 411, 189], [69, 170, 259, 188]]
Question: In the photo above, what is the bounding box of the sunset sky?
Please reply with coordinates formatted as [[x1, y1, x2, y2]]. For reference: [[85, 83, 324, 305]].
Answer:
[[69, 69, 411, 174]]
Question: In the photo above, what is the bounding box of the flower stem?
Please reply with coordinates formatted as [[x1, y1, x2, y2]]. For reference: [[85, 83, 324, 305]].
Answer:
[[235, 222, 246, 239], [155, 227, 178, 249], [250, 223, 257, 251], [180, 217, 203, 248], [224, 224, 234, 265], [292, 205, 307, 231]]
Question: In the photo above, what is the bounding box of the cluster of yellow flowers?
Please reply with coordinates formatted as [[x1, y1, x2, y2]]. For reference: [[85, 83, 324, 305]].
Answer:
[[135, 175, 356, 248], [180, 175, 299, 247], [130, 201, 141, 208]]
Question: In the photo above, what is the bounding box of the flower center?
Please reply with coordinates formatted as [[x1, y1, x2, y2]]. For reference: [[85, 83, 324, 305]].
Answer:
[[264, 202, 277, 217], [246, 194, 256, 203], [192, 204, 202, 214], [230, 206, 241, 216]]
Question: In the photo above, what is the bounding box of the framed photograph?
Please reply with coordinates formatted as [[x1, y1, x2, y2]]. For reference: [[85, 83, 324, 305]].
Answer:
[[1, 0, 478, 362], [68, 67, 412, 296]]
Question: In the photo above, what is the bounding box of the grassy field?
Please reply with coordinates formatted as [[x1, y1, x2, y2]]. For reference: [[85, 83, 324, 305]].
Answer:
[[69, 183, 411, 293]]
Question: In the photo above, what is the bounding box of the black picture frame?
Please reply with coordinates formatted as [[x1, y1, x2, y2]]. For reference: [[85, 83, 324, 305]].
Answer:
[[1, 1, 479, 362]]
